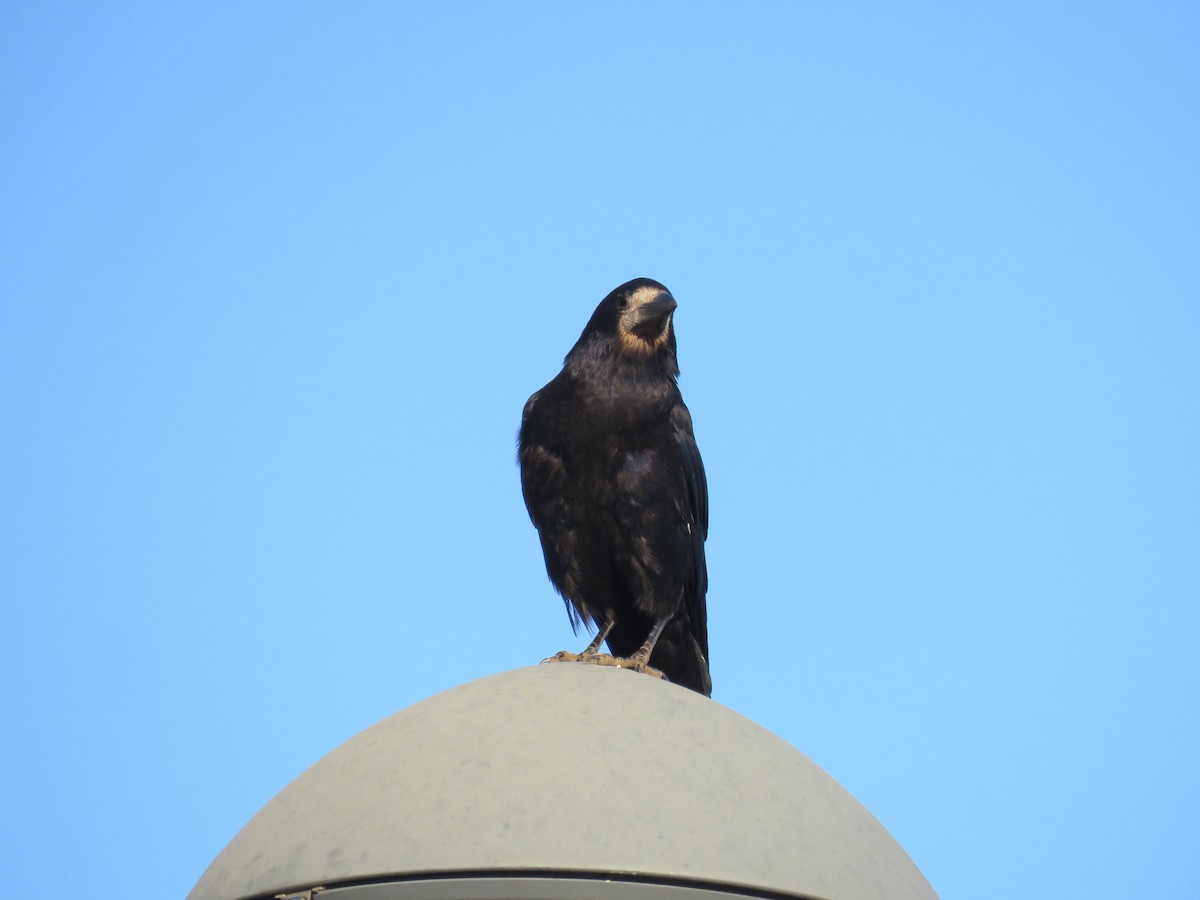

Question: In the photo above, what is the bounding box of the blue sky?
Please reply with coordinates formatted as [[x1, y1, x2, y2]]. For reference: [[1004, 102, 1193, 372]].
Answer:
[[2, 4, 1197, 898]]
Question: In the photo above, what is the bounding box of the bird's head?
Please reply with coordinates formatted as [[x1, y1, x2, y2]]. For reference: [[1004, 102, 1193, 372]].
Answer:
[[576, 277, 679, 361]]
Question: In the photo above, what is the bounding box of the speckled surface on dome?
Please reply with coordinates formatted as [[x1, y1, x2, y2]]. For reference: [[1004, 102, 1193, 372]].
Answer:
[[188, 664, 938, 900]]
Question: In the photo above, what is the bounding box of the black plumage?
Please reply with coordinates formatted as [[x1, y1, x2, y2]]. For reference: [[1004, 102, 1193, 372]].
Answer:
[[518, 278, 710, 695]]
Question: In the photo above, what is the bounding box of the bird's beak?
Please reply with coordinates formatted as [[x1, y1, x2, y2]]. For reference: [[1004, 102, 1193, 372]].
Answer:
[[635, 292, 678, 324]]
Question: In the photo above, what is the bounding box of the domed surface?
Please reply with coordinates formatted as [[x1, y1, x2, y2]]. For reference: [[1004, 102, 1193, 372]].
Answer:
[[189, 664, 937, 900]]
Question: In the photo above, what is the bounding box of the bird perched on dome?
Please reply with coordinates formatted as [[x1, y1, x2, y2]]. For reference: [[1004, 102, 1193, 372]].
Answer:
[[518, 278, 710, 695]]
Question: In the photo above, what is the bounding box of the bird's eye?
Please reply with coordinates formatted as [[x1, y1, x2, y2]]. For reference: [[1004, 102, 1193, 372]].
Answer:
[[615, 295, 629, 311]]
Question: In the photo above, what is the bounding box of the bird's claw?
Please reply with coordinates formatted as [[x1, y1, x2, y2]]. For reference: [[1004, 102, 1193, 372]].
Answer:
[[541, 650, 582, 664], [541, 650, 666, 681]]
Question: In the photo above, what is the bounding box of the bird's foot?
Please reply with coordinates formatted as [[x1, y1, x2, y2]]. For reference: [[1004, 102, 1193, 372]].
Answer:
[[540, 649, 665, 681], [540, 650, 582, 664], [540, 646, 609, 665], [576, 652, 667, 681]]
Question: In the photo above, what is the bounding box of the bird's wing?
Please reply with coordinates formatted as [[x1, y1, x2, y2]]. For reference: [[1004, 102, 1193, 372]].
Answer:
[[519, 388, 587, 631], [672, 402, 708, 540], [518, 390, 566, 529], [671, 401, 709, 656]]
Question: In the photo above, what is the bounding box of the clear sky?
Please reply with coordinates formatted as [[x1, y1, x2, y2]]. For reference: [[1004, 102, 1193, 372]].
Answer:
[[2, 4, 1197, 898]]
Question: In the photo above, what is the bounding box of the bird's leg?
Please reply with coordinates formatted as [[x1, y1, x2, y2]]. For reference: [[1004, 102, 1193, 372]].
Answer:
[[578, 617, 614, 660], [541, 617, 615, 665], [579, 614, 669, 682], [626, 613, 670, 671], [542, 615, 671, 684]]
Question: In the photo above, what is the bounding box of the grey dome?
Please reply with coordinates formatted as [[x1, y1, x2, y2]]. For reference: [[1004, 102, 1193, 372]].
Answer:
[[189, 664, 937, 900]]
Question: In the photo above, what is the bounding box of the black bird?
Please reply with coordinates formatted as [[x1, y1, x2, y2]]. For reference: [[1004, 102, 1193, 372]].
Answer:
[[518, 278, 710, 695]]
